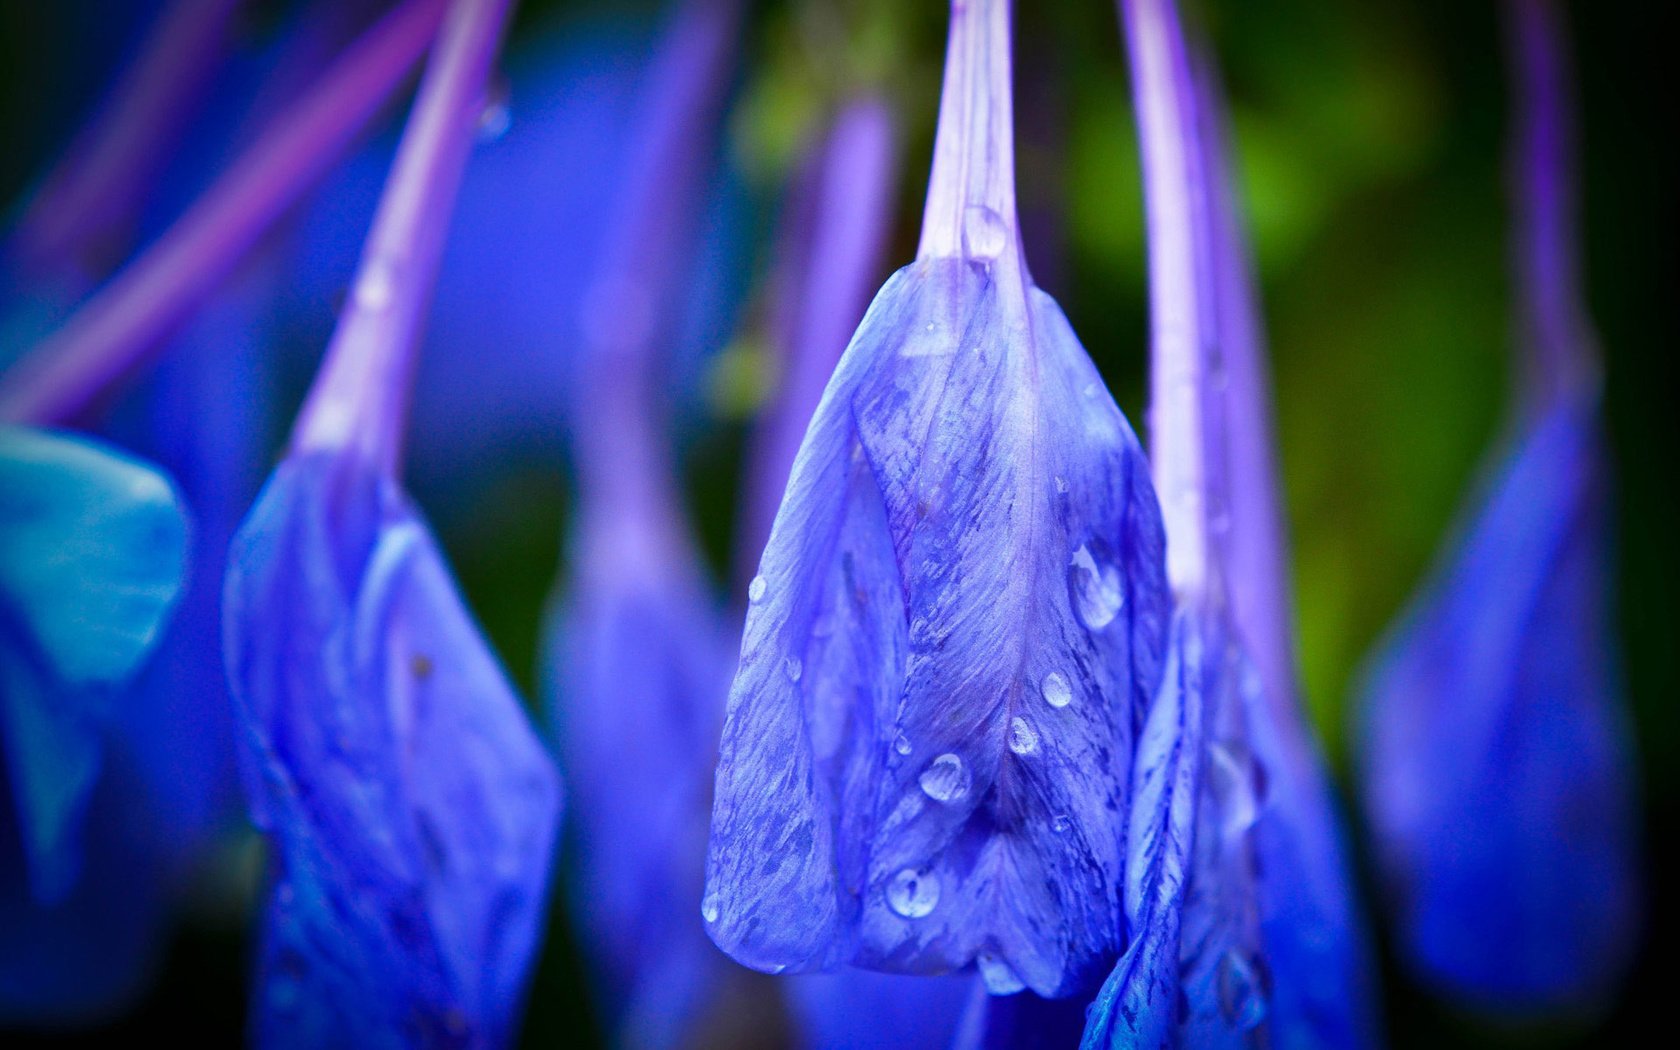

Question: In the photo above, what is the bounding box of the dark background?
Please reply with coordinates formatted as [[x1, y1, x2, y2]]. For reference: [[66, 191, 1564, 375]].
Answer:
[[2, 0, 1673, 1045]]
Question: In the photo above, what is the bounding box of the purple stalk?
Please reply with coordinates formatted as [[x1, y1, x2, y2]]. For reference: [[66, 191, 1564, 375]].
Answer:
[[918, 0, 1029, 297], [1509, 0, 1593, 411], [291, 0, 516, 475], [737, 98, 897, 589], [568, 0, 742, 528], [0, 0, 449, 428], [1121, 0, 1226, 605], [8, 0, 244, 282], [1192, 53, 1297, 754]]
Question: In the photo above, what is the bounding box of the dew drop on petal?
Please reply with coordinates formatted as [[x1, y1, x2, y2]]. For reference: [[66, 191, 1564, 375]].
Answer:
[[894, 732, 913, 756], [783, 655, 803, 682], [701, 892, 720, 924], [1052, 814, 1072, 834], [1208, 740, 1262, 835], [747, 575, 767, 603], [1041, 671, 1073, 709], [1217, 950, 1269, 1030], [1007, 716, 1039, 755], [918, 753, 970, 802], [1068, 543, 1125, 629], [887, 868, 940, 918], [977, 951, 1027, 995]]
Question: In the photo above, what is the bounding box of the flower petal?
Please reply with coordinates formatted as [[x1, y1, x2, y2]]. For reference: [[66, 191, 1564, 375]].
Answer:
[[707, 257, 1168, 997], [1356, 393, 1640, 1010], [0, 425, 188, 901], [225, 453, 561, 1044]]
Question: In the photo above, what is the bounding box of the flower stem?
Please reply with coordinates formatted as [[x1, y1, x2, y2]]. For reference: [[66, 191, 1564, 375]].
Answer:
[[569, 0, 742, 526], [0, 0, 448, 428], [918, 0, 1026, 285], [8, 0, 244, 285], [291, 0, 515, 475], [1122, 0, 1225, 604], [1508, 0, 1593, 411]]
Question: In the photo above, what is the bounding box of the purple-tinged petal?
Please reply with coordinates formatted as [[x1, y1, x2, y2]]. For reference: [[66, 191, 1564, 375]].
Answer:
[[706, 253, 1167, 997], [225, 453, 561, 1045], [1083, 609, 1266, 1049], [1355, 392, 1639, 1011], [707, 0, 1167, 1000], [1082, 609, 1201, 1050]]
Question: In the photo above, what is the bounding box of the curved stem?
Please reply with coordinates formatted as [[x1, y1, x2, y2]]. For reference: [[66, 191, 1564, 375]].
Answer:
[[291, 0, 515, 474], [0, 0, 448, 428]]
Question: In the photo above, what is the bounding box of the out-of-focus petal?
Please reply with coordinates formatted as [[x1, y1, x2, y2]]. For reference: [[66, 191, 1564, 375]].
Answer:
[[225, 453, 561, 1045], [1356, 391, 1639, 1011], [0, 425, 188, 900]]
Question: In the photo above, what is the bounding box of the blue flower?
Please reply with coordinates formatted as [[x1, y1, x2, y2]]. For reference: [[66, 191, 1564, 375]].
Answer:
[[221, 0, 562, 1041], [1, 424, 188, 903], [226, 452, 561, 1046], [705, 0, 1169, 999], [1354, 0, 1640, 1015], [1356, 391, 1638, 1011]]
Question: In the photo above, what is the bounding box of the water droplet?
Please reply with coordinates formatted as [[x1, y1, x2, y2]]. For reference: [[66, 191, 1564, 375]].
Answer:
[[1082, 382, 1098, 398], [1217, 950, 1269, 1030], [354, 261, 396, 310], [748, 575, 768, 603], [1054, 475, 1069, 494], [963, 204, 1010, 260], [977, 951, 1027, 995], [701, 893, 720, 923], [924, 321, 937, 333], [1041, 671, 1073, 709], [1007, 716, 1039, 755], [894, 732, 913, 756], [1208, 740, 1262, 834], [918, 753, 970, 802], [783, 655, 803, 682], [1052, 814, 1072, 834], [887, 868, 940, 918], [1068, 542, 1125, 629]]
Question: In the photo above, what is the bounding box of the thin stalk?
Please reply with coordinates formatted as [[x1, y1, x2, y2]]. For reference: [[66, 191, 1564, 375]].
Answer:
[[0, 0, 448, 427], [1121, 0, 1226, 605], [291, 0, 516, 475], [9, 0, 244, 282], [1508, 0, 1593, 411], [918, 0, 1027, 291], [568, 0, 742, 527]]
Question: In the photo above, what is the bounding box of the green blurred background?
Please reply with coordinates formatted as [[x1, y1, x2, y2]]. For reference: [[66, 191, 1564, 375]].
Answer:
[[2, 0, 1673, 1045]]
